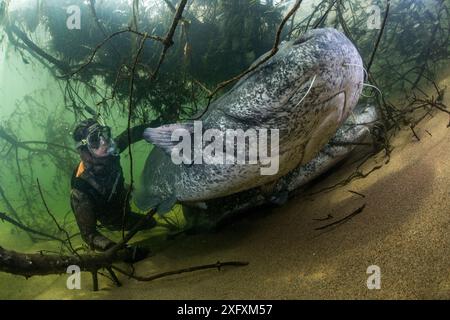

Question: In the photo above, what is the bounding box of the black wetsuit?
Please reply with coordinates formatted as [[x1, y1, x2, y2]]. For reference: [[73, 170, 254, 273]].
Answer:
[[70, 124, 156, 251]]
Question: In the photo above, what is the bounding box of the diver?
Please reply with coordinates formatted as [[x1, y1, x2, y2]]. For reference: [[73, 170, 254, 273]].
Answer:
[[70, 117, 156, 260]]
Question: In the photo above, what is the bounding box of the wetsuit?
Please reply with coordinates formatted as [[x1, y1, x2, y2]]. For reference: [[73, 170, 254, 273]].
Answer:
[[70, 123, 156, 251]]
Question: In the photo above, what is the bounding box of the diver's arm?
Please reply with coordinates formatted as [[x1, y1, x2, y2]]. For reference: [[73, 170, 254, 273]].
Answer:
[[115, 120, 162, 153], [70, 189, 116, 251]]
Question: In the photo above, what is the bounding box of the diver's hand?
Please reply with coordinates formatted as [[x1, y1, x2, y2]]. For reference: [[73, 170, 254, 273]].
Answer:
[[91, 234, 117, 251], [122, 244, 151, 263]]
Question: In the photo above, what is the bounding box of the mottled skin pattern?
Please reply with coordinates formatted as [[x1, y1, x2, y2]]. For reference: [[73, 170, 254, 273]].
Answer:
[[135, 28, 364, 211], [275, 104, 377, 193], [183, 104, 379, 231]]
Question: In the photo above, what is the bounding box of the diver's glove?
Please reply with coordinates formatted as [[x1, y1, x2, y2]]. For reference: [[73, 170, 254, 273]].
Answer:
[[122, 244, 151, 263], [90, 235, 116, 251]]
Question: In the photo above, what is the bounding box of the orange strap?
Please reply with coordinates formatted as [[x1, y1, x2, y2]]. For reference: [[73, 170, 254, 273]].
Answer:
[[75, 161, 85, 178]]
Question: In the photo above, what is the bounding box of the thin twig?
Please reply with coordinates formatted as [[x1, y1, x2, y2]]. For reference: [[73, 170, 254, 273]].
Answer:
[[0, 185, 25, 225], [348, 190, 366, 198], [122, 35, 147, 239], [313, 0, 338, 29], [7, 24, 70, 71], [410, 124, 420, 141], [112, 260, 249, 282], [151, 0, 189, 80], [366, 0, 390, 73], [313, 214, 333, 221], [36, 179, 77, 255], [191, 0, 303, 120], [111, 210, 157, 257], [64, 29, 164, 78], [315, 204, 366, 231], [0, 211, 64, 242]]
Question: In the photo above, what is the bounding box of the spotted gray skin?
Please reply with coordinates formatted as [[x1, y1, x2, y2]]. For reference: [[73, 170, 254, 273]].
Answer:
[[182, 104, 379, 230], [135, 28, 364, 212], [272, 103, 377, 195]]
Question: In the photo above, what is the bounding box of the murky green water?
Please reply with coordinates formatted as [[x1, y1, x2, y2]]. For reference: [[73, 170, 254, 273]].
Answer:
[[0, 0, 449, 299]]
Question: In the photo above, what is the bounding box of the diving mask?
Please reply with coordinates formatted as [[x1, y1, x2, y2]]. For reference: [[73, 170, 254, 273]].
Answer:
[[76, 123, 118, 158]]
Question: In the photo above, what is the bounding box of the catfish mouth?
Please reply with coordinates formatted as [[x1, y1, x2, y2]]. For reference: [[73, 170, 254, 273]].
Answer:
[[280, 36, 320, 108], [281, 72, 318, 110]]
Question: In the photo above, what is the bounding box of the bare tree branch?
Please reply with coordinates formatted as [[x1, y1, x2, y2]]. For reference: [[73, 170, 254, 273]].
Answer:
[[112, 260, 249, 282], [191, 0, 304, 120], [151, 0, 189, 80]]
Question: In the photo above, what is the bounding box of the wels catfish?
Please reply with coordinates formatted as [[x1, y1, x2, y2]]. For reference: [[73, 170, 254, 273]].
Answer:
[[181, 103, 379, 231], [136, 28, 364, 213]]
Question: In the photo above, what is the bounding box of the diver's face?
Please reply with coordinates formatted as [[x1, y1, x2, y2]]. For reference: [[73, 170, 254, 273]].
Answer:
[[90, 135, 112, 158], [85, 125, 118, 158]]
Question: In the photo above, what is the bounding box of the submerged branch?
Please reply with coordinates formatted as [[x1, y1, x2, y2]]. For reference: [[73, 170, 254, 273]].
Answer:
[[0, 185, 25, 225], [0, 245, 128, 277], [162, 0, 191, 25], [315, 204, 366, 231], [210, 0, 303, 97], [112, 261, 249, 282], [0, 211, 64, 243], [0, 126, 76, 154], [6, 24, 70, 72], [191, 0, 304, 120], [63, 29, 164, 78], [366, 0, 390, 73], [0, 210, 156, 291], [36, 179, 77, 255], [312, 0, 338, 29], [123, 36, 147, 238], [151, 0, 189, 80]]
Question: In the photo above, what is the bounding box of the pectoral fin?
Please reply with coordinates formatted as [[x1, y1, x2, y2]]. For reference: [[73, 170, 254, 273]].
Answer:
[[143, 123, 194, 157], [156, 194, 178, 215], [134, 193, 177, 216]]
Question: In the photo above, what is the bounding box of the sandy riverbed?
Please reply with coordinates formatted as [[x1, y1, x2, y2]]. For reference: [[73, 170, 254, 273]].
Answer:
[[1, 80, 449, 300]]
